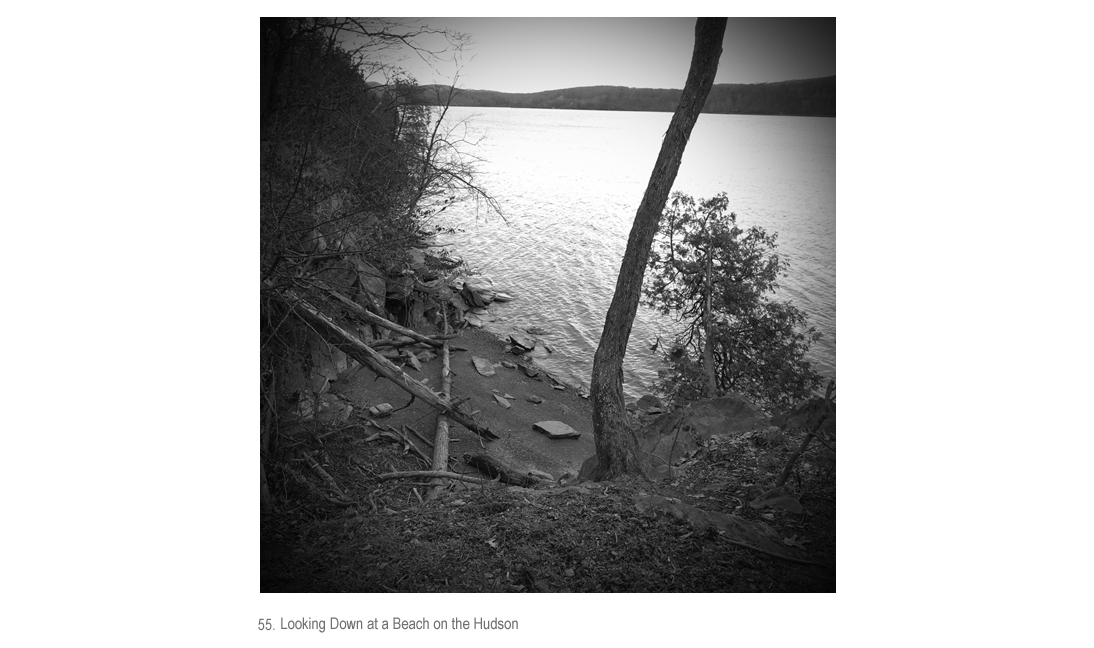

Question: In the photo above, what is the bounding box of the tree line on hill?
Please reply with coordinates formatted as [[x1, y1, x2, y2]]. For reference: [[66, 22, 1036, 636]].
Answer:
[[426, 76, 835, 117]]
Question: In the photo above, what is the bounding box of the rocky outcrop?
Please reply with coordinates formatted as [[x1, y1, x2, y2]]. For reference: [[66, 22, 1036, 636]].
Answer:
[[771, 396, 836, 436], [636, 394, 770, 479]]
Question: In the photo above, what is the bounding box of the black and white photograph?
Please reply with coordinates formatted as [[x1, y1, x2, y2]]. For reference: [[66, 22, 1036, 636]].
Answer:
[[260, 17, 837, 594], [11, 4, 1094, 645]]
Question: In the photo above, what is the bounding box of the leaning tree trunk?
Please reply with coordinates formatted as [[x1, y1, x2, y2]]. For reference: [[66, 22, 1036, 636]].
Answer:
[[589, 18, 727, 480]]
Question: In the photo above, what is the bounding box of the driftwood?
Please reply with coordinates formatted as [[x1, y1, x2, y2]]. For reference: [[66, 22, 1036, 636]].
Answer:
[[463, 453, 536, 487], [403, 424, 433, 450], [378, 470, 495, 486], [428, 302, 454, 500], [386, 426, 432, 466], [303, 451, 346, 499], [275, 286, 499, 441], [304, 277, 446, 349]]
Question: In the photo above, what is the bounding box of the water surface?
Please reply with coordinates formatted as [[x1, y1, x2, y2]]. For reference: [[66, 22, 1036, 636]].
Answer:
[[437, 106, 835, 399]]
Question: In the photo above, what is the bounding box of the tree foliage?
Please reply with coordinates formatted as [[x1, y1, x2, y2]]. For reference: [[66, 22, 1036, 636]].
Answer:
[[260, 18, 497, 467], [644, 192, 822, 410], [260, 18, 497, 283]]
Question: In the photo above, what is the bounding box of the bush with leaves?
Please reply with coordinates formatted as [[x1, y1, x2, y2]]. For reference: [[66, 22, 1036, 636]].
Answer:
[[644, 192, 822, 410]]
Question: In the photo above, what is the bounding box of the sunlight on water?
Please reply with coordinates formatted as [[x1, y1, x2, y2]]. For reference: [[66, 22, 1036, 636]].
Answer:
[[437, 107, 835, 399]]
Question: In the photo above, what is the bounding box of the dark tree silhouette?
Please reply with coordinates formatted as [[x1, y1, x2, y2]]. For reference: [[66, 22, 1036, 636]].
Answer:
[[586, 18, 728, 480]]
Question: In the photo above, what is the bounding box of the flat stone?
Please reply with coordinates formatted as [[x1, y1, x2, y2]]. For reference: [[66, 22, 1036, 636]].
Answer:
[[472, 356, 495, 377], [493, 292, 514, 302], [551, 384, 565, 391], [525, 326, 549, 336], [500, 360, 517, 369], [369, 403, 393, 417], [493, 393, 511, 408], [526, 395, 544, 404], [509, 333, 536, 351], [519, 364, 540, 379], [532, 421, 581, 440]]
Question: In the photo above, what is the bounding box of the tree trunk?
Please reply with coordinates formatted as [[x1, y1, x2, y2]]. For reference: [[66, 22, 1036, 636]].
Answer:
[[427, 304, 453, 499], [589, 18, 727, 480], [275, 286, 499, 441], [702, 243, 718, 397]]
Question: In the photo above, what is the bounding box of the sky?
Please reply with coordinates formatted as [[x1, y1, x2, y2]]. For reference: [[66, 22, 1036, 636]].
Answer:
[[345, 18, 835, 94]]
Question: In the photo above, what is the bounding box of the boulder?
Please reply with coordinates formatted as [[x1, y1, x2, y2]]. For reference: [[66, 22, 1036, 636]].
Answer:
[[525, 326, 549, 336], [636, 394, 769, 479], [461, 283, 487, 308], [771, 397, 836, 437], [519, 364, 540, 379], [509, 333, 536, 352], [637, 394, 663, 411], [532, 421, 581, 440], [472, 356, 495, 377]]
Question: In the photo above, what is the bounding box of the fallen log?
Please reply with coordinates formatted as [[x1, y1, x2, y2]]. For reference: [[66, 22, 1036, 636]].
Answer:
[[379, 470, 495, 486], [463, 453, 536, 487], [275, 286, 499, 441], [428, 302, 453, 500], [303, 277, 447, 349]]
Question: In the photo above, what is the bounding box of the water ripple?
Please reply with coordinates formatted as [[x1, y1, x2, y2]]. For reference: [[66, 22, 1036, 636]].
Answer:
[[440, 108, 835, 398]]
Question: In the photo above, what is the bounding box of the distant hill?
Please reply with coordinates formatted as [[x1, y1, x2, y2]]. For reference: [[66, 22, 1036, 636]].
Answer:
[[422, 76, 835, 117]]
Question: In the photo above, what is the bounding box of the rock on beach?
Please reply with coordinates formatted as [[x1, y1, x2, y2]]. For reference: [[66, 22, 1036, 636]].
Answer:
[[532, 421, 581, 439]]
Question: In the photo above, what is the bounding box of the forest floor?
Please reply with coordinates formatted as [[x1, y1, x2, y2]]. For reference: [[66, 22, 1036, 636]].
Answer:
[[260, 326, 836, 593]]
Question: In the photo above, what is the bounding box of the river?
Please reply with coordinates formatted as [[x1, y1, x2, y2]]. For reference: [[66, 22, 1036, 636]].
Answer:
[[435, 106, 835, 400]]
